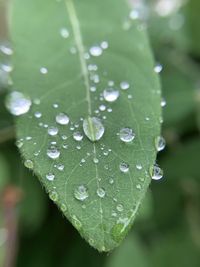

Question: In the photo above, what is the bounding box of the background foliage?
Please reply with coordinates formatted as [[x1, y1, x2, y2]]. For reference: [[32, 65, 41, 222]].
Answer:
[[0, 0, 200, 266]]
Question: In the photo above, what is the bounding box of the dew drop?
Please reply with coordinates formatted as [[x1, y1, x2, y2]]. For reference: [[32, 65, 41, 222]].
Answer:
[[116, 204, 124, 212], [5, 91, 32, 116], [136, 164, 142, 170], [49, 191, 58, 202], [119, 162, 129, 173], [57, 163, 64, 171], [89, 46, 102, 57], [154, 63, 163, 73], [74, 185, 89, 201], [161, 98, 166, 107], [120, 81, 130, 90], [73, 131, 83, 141], [0, 43, 13, 55], [34, 111, 42, 118], [40, 67, 48, 74], [48, 126, 59, 136], [83, 117, 105, 142], [16, 139, 23, 148], [24, 159, 34, 169], [97, 188, 106, 198], [46, 173, 55, 181], [60, 27, 69, 38], [119, 127, 135, 143], [155, 136, 166, 152], [150, 164, 163, 180], [56, 113, 69, 125], [103, 88, 119, 102], [47, 146, 60, 159]]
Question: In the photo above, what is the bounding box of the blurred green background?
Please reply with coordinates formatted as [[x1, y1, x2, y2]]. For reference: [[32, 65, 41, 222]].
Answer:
[[0, 0, 200, 266]]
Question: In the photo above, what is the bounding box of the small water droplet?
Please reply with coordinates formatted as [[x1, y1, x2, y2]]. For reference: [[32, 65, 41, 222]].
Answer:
[[119, 127, 135, 143], [120, 81, 130, 90], [61, 203, 67, 212], [73, 131, 83, 141], [101, 41, 109, 49], [56, 113, 69, 125], [48, 126, 59, 136], [150, 164, 163, 180], [89, 46, 102, 57], [34, 111, 42, 118], [46, 173, 55, 181], [74, 185, 89, 201], [161, 98, 166, 107], [120, 162, 129, 173], [97, 188, 106, 198], [16, 139, 23, 148], [155, 136, 166, 152], [49, 191, 58, 201], [24, 159, 34, 169], [116, 204, 124, 212], [40, 67, 48, 74], [60, 27, 69, 38], [93, 157, 99, 164], [154, 63, 163, 73], [83, 117, 105, 142], [5, 91, 32, 116], [103, 88, 119, 102], [47, 146, 60, 159]]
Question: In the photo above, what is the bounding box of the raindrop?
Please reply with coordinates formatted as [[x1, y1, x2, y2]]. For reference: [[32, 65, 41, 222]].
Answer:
[[150, 164, 163, 180], [24, 159, 34, 169], [48, 126, 59, 136], [47, 146, 60, 159], [89, 46, 102, 57], [120, 81, 130, 90], [73, 131, 83, 141], [56, 113, 69, 125], [129, 9, 140, 20], [5, 91, 32, 116], [97, 188, 106, 198], [119, 127, 135, 143], [40, 67, 48, 74], [136, 184, 142, 190], [60, 27, 69, 38], [119, 162, 129, 173], [34, 111, 42, 118], [83, 117, 105, 142], [155, 136, 166, 152], [99, 104, 106, 111], [103, 88, 119, 102], [93, 157, 99, 164], [101, 41, 109, 49], [74, 185, 89, 201], [46, 173, 55, 181], [154, 63, 163, 73]]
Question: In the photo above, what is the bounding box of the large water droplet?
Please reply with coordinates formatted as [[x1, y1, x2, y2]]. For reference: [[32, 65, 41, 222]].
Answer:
[[74, 185, 89, 201], [5, 91, 32, 116], [56, 113, 69, 125], [89, 46, 102, 57], [47, 146, 60, 159], [97, 188, 106, 198], [83, 117, 105, 142], [119, 162, 129, 173], [119, 127, 135, 143], [150, 164, 163, 180], [155, 136, 166, 152], [103, 88, 119, 102]]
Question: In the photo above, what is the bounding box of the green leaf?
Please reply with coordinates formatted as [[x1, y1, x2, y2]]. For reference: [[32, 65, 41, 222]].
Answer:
[[10, 0, 161, 251], [0, 152, 9, 191]]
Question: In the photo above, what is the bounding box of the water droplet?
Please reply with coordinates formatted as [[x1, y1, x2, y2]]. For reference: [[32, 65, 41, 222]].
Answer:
[[136, 184, 142, 190], [83, 117, 105, 142], [57, 163, 64, 171], [48, 126, 59, 136], [109, 178, 114, 184], [136, 164, 142, 170], [46, 173, 55, 181], [0, 43, 13, 55], [40, 67, 48, 74], [103, 88, 119, 102], [56, 113, 69, 125], [61, 203, 67, 212], [24, 159, 34, 169], [161, 98, 166, 107], [99, 104, 106, 111], [60, 27, 69, 38], [89, 46, 102, 57], [93, 157, 99, 164], [101, 41, 109, 49], [119, 127, 135, 143], [120, 81, 130, 90], [154, 63, 163, 73], [150, 164, 163, 180], [97, 188, 106, 198], [73, 131, 83, 141], [155, 136, 166, 152], [49, 191, 58, 202], [34, 111, 42, 118], [16, 139, 23, 148], [74, 185, 89, 201], [120, 162, 129, 173], [5, 91, 32, 116], [47, 146, 60, 159], [116, 204, 124, 212]]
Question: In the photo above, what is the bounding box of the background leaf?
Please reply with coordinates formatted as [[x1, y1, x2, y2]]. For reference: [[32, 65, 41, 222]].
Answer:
[[10, 0, 161, 251]]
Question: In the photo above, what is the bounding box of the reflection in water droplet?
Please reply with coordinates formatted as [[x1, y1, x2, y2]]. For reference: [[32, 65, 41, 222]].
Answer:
[[120, 162, 129, 173], [103, 88, 119, 102], [74, 185, 89, 201], [34, 111, 42, 118], [56, 113, 70, 125], [150, 164, 163, 180], [119, 127, 135, 143], [46, 173, 55, 181], [97, 188, 106, 198], [155, 136, 166, 152], [40, 67, 48, 74], [83, 117, 105, 142], [5, 91, 32, 116]]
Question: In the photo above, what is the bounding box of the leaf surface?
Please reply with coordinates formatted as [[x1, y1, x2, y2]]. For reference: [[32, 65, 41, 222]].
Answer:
[[10, 0, 161, 250]]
